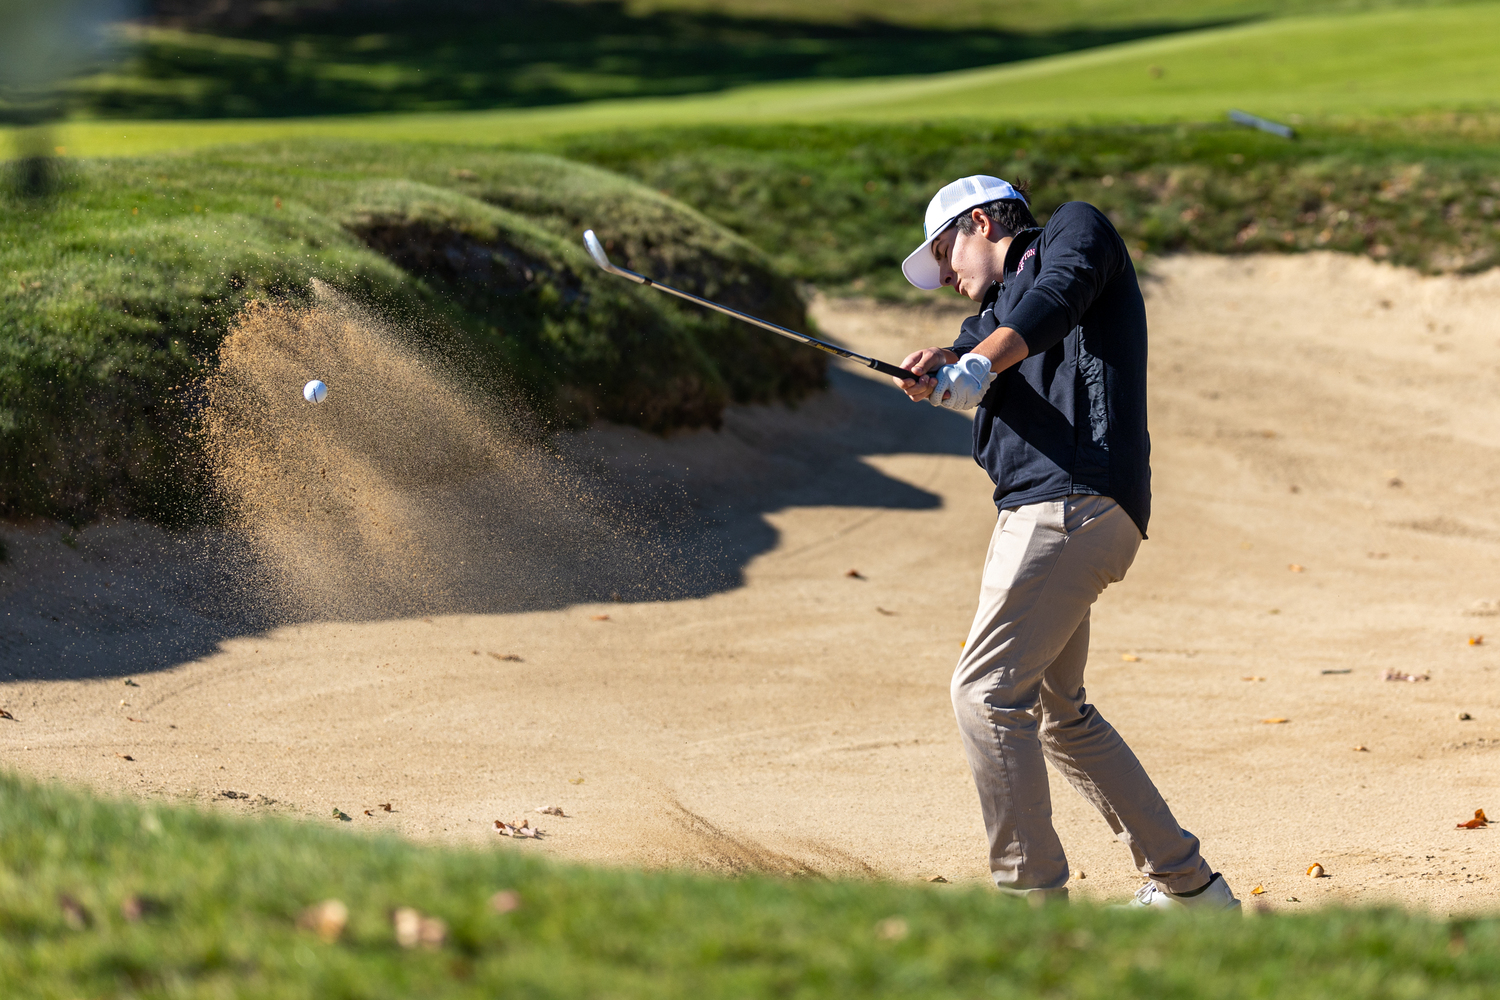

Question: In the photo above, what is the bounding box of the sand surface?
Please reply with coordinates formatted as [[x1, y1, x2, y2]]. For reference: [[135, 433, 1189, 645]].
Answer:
[[3, 252, 1497, 915]]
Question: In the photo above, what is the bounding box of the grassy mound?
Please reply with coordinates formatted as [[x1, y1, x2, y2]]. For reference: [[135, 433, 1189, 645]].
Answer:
[[0, 143, 822, 524], [557, 121, 1500, 297], [1, 770, 1497, 998]]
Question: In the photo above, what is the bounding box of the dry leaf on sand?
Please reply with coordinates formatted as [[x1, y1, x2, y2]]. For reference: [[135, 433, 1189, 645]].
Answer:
[[489, 653, 523, 662], [297, 899, 349, 942], [1383, 669, 1430, 682], [115, 753, 135, 761], [0, 708, 15, 721], [926, 875, 948, 883], [1469, 636, 1485, 646], [1241, 676, 1265, 682], [590, 614, 611, 622], [1288, 564, 1305, 573], [1250, 885, 1266, 895], [535, 805, 566, 817], [569, 776, 585, 785], [845, 569, 864, 579], [379, 802, 393, 812], [1121, 654, 1141, 662], [1307, 864, 1326, 878], [1352, 745, 1370, 752], [1260, 717, 1290, 725], [495, 818, 542, 839], [1456, 809, 1489, 830]]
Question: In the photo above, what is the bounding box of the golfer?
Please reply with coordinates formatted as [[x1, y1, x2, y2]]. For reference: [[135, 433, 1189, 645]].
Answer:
[[895, 176, 1240, 911]]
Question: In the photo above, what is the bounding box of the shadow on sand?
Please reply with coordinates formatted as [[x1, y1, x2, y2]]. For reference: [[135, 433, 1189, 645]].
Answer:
[[0, 365, 974, 681]]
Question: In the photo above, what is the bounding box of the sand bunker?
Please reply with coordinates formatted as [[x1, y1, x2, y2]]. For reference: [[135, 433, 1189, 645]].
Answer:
[[201, 283, 706, 620]]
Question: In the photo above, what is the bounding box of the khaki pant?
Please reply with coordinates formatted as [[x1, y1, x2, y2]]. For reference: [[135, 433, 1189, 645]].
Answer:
[[952, 494, 1212, 897]]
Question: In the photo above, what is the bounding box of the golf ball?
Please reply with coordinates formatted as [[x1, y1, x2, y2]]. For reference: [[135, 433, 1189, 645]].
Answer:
[[303, 379, 328, 403]]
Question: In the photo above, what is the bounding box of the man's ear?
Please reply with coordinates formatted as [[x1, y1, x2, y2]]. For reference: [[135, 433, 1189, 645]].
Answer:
[[970, 207, 992, 238]]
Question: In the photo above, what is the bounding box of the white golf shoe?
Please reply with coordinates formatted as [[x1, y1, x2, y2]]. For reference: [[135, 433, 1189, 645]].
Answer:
[[1122, 872, 1242, 913]]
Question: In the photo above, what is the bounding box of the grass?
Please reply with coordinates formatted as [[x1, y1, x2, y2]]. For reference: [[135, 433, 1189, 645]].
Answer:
[[1, 769, 1497, 999], [553, 120, 1500, 297], [18, 1, 1500, 158], [0, 142, 821, 523]]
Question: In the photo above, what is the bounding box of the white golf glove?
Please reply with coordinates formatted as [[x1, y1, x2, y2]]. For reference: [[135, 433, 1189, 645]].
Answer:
[[928, 353, 996, 410]]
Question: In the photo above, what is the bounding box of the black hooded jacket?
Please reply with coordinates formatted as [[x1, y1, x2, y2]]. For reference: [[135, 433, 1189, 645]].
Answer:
[[949, 201, 1151, 536]]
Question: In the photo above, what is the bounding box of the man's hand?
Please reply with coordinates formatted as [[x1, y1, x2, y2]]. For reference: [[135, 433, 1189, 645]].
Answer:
[[893, 347, 957, 402]]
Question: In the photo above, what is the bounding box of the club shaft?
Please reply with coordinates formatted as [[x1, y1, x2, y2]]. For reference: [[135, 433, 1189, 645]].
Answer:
[[583, 231, 915, 380]]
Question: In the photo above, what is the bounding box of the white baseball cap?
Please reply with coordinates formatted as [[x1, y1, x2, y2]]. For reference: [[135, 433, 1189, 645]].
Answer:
[[901, 175, 1027, 290]]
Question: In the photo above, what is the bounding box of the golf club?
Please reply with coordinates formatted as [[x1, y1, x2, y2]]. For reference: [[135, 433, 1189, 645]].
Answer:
[[582, 230, 922, 382]]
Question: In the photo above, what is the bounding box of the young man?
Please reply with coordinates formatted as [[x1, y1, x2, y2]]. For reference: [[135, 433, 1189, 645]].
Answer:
[[894, 175, 1239, 911]]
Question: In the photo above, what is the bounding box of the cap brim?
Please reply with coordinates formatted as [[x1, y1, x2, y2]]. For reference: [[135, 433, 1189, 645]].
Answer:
[[901, 242, 942, 290], [901, 220, 952, 290]]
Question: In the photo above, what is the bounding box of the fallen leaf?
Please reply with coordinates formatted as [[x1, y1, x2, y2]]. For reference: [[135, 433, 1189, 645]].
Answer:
[[494, 818, 542, 839], [1241, 676, 1266, 682], [488, 652, 523, 662], [876, 607, 897, 616], [1250, 885, 1266, 895], [845, 569, 864, 579], [926, 875, 948, 883], [490, 890, 521, 913], [120, 894, 165, 923], [379, 802, 393, 812], [1288, 564, 1305, 573], [392, 907, 444, 948], [332, 808, 352, 822], [1121, 653, 1141, 662], [535, 805, 566, 817], [297, 899, 348, 943], [1261, 718, 1290, 725], [1470, 636, 1485, 646], [123, 679, 139, 687], [1456, 809, 1489, 830], [1285, 896, 1301, 903], [115, 753, 135, 761], [0, 708, 14, 721], [58, 894, 91, 930], [1459, 712, 1473, 721], [1307, 864, 1326, 878], [569, 776, 585, 785], [1352, 745, 1370, 752], [590, 614, 611, 622], [1383, 669, 1430, 682], [126, 717, 146, 723]]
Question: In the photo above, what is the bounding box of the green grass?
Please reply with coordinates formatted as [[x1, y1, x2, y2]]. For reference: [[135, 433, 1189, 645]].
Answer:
[[0, 143, 820, 523], [1, 769, 1497, 999], [19, 1, 1500, 158], [552, 120, 1500, 297]]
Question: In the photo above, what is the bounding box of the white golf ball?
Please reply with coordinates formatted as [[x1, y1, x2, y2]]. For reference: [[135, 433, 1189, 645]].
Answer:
[[303, 379, 328, 403]]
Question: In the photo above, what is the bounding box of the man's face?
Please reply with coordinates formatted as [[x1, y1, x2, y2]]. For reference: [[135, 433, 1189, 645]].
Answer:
[[930, 210, 1009, 301]]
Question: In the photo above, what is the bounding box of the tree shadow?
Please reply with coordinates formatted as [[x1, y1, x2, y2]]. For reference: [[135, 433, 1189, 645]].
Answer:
[[0, 364, 976, 681], [82, 0, 1229, 118]]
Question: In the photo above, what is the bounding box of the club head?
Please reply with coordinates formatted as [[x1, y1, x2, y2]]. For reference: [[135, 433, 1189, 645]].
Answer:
[[582, 229, 614, 272]]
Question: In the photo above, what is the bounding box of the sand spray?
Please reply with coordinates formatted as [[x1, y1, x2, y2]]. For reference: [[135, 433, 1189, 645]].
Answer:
[[201, 282, 706, 621]]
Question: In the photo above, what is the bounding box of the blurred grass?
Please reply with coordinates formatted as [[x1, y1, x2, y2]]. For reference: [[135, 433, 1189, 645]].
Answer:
[[74, 0, 1187, 119], [20, 1, 1500, 158], [1, 769, 1498, 999], [554, 120, 1500, 298], [0, 142, 821, 523]]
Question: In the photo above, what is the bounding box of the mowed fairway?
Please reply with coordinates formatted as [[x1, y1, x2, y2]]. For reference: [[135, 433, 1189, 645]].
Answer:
[[26, 2, 1500, 159]]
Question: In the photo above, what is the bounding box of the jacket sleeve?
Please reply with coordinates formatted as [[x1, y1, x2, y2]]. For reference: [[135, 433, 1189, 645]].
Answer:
[[1001, 203, 1126, 356]]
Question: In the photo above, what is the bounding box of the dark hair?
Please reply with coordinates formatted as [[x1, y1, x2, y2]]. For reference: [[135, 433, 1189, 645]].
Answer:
[[952, 182, 1038, 237]]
